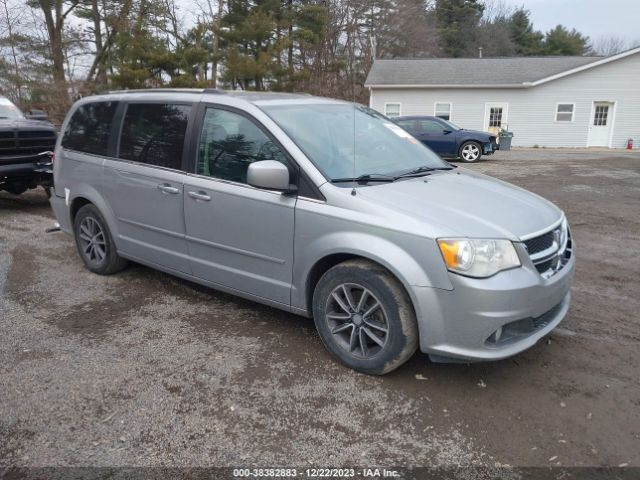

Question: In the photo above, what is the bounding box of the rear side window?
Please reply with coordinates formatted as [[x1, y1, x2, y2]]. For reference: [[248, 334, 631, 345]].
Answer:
[[118, 103, 191, 170], [62, 101, 119, 155]]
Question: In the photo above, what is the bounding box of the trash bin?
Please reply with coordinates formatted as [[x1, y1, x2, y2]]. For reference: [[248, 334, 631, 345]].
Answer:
[[499, 130, 514, 151]]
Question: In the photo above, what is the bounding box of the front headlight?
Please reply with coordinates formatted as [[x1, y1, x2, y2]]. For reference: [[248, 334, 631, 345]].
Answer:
[[437, 238, 521, 278], [559, 218, 569, 249]]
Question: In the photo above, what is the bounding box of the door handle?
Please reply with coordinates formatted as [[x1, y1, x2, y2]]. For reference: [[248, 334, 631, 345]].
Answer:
[[187, 190, 211, 202], [157, 183, 180, 195]]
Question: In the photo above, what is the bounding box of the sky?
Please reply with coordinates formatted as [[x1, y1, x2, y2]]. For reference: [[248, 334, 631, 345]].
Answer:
[[501, 0, 640, 44], [176, 0, 640, 47]]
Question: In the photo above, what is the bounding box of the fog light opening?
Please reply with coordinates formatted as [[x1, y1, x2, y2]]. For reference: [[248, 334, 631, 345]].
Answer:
[[494, 326, 503, 342]]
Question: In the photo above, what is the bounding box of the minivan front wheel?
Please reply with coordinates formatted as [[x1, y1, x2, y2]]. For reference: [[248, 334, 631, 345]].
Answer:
[[313, 260, 418, 375], [459, 141, 482, 162], [73, 204, 127, 275]]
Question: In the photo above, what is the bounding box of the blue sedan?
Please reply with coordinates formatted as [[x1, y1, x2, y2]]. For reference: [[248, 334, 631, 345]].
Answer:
[[394, 116, 497, 162]]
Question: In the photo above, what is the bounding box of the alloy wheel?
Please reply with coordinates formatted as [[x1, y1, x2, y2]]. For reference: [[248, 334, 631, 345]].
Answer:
[[78, 216, 107, 265], [462, 143, 480, 161], [325, 283, 389, 359]]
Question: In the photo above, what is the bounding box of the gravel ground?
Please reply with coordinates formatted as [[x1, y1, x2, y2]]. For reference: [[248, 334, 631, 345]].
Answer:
[[1, 148, 639, 472]]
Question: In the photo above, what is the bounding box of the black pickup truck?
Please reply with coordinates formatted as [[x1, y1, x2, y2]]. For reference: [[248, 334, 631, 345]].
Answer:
[[0, 97, 56, 195]]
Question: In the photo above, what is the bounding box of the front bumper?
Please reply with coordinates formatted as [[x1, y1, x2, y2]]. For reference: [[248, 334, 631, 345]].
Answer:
[[0, 157, 53, 185], [412, 249, 576, 362], [483, 142, 495, 155]]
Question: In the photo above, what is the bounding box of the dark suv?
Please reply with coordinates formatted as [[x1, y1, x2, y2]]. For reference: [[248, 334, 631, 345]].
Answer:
[[0, 96, 56, 195], [394, 116, 497, 163]]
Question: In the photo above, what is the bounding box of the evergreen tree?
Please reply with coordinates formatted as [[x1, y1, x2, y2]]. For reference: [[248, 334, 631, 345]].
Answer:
[[543, 25, 591, 56], [435, 0, 484, 57], [509, 8, 544, 55]]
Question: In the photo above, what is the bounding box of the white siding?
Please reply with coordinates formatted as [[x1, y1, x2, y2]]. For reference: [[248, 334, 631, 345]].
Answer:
[[369, 53, 640, 148]]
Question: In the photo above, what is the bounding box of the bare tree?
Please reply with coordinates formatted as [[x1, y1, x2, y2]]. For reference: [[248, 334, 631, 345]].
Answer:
[[34, 0, 80, 86], [592, 35, 630, 56], [0, 0, 24, 101], [194, 0, 224, 87]]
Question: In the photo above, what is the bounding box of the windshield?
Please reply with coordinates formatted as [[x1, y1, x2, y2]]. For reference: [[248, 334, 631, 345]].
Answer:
[[440, 119, 462, 131], [260, 103, 448, 181], [0, 98, 24, 120]]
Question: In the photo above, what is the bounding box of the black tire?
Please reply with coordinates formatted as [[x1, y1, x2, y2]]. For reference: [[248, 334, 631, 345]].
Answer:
[[73, 204, 127, 275], [4, 183, 28, 195], [312, 259, 418, 375], [458, 141, 482, 163]]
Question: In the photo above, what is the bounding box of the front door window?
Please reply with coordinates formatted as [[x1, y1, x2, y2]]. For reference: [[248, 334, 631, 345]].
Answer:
[[593, 105, 609, 126], [489, 107, 503, 128], [198, 108, 288, 184]]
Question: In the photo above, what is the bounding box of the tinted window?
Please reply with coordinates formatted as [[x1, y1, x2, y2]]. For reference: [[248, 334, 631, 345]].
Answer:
[[416, 119, 444, 133], [62, 101, 119, 155], [198, 108, 287, 184], [119, 103, 190, 170], [395, 119, 415, 130]]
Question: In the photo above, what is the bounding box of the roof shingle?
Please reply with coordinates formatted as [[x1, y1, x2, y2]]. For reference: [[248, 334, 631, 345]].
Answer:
[[365, 56, 603, 86]]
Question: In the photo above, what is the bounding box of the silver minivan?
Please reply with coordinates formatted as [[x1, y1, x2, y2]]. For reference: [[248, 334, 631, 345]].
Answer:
[[50, 89, 575, 374]]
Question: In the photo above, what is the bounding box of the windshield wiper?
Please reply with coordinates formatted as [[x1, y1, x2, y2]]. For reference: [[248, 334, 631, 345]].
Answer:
[[331, 173, 396, 184], [393, 165, 454, 179]]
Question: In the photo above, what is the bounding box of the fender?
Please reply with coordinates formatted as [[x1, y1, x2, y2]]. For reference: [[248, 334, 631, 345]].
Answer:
[[291, 229, 453, 313], [68, 178, 122, 250]]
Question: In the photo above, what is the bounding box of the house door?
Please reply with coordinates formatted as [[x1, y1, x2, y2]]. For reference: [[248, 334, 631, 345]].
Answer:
[[587, 102, 614, 147], [484, 103, 509, 137]]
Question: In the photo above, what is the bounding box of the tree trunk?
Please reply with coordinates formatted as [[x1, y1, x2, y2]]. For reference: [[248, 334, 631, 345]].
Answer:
[[91, 0, 108, 87], [1, 0, 22, 102], [211, 0, 224, 88]]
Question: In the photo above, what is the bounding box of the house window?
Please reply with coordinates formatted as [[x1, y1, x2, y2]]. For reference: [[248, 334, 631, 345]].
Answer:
[[556, 103, 575, 122], [489, 107, 503, 127], [384, 103, 401, 118], [434, 103, 451, 120]]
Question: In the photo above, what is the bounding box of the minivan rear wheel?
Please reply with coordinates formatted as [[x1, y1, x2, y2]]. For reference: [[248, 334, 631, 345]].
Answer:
[[73, 204, 127, 275], [459, 141, 482, 162], [312, 259, 418, 375]]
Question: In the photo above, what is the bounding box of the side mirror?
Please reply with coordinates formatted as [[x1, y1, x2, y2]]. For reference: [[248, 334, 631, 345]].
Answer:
[[247, 160, 295, 193], [442, 129, 452, 134]]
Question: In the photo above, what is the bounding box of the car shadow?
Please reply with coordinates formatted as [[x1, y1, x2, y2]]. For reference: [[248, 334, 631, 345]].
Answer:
[[0, 188, 52, 213]]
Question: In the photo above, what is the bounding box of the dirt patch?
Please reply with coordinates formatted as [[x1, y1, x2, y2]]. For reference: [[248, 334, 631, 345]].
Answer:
[[1, 150, 639, 468]]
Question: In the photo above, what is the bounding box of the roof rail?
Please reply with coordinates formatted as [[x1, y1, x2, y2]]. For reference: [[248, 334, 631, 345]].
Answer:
[[107, 88, 226, 95]]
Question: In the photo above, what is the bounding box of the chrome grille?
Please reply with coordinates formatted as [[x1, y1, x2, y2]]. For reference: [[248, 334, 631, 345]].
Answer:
[[522, 221, 572, 278]]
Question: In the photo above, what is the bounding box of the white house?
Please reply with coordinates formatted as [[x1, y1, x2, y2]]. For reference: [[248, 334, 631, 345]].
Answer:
[[365, 47, 640, 148]]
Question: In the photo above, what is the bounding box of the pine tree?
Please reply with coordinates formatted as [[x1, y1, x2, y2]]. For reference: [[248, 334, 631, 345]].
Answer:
[[509, 8, 544, 56], [543, 25, 591, 56], [435, 0, 484, 57]]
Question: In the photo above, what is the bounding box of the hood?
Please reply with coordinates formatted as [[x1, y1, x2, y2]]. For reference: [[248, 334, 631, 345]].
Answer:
[[0, 118, 55, 131], [459, 129, 493, 139], [356, 169, 562, 240]]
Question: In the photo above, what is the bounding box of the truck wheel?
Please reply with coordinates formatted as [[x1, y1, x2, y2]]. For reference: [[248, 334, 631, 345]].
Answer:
[[4, 183, 28, 195], [73, 204, 127, 275], [459, 141, 482, 162], [312, 259, 418, 375]]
